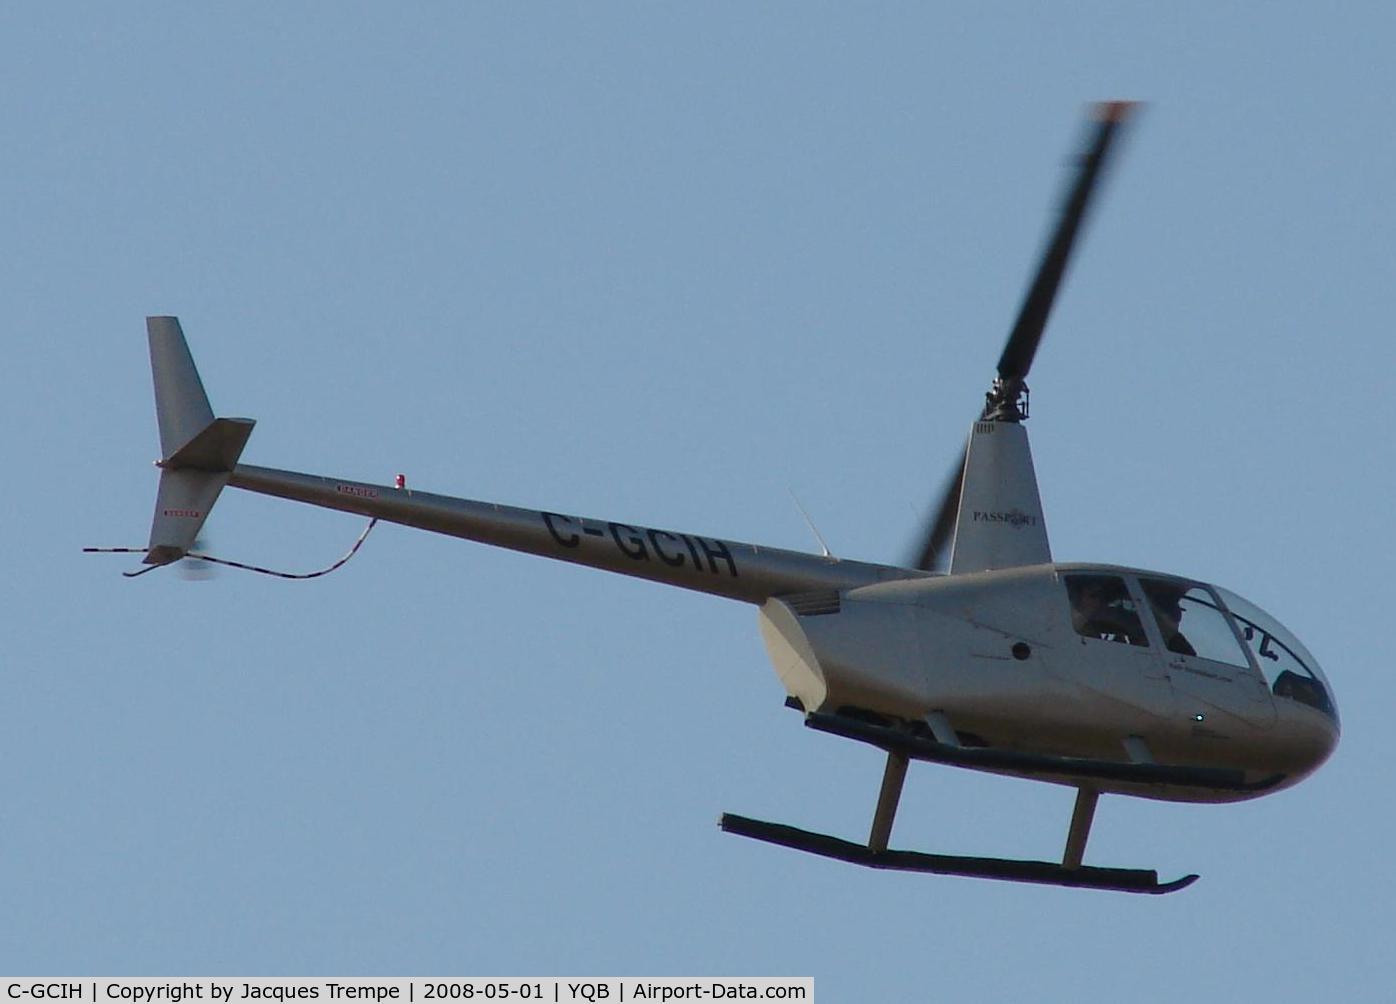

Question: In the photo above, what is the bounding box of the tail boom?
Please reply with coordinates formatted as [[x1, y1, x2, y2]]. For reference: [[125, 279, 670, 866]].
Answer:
[[134, 314, 928, 599], [227, 463, 922, 603]]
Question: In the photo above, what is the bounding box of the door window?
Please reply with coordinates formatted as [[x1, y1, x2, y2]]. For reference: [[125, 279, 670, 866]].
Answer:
[[1139, 579, 1250, 668], [1064, 574, 1148, 647]]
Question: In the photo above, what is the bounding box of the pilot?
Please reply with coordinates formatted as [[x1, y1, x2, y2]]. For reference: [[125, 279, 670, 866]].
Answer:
[[1147, 585, 1198, 657]]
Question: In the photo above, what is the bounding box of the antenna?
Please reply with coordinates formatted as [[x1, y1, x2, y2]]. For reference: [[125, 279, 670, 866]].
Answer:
[[84, 517, 379, 578], [787, 487, 833, 558]]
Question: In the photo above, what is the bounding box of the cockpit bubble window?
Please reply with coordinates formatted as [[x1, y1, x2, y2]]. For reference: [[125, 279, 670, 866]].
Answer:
[[1064, 574, 1148, 647], [1139, 579, 1250, 668], [1215, 587, 1335, 718]]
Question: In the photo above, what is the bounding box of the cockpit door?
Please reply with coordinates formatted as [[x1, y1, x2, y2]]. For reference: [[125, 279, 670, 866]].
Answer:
[[1138, 579, 1277, 730]]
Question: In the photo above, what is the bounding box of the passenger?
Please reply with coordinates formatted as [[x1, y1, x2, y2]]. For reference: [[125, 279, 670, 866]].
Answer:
[[1068, 576, 1146, 646]]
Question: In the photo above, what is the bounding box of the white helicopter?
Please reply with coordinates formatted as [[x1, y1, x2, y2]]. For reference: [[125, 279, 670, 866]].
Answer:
[[97, 102, 1337, 894]]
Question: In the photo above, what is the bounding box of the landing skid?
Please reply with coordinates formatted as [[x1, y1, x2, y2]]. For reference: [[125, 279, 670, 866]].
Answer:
[[719, 813, 1198, 894]]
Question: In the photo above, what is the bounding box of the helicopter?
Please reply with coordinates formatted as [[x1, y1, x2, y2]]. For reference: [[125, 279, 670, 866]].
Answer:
[[97, 101, 1338, 894]]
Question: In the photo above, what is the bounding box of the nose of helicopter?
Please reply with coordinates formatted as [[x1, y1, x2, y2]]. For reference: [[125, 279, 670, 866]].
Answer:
[[1270, 697, 1340, 786]]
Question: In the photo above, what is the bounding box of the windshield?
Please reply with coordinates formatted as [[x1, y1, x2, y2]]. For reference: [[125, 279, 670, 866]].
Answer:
[[1215, 586, 1335, 719]]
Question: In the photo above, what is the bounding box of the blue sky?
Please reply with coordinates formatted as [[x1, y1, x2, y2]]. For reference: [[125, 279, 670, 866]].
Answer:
[[4, 3, 1394, 998]]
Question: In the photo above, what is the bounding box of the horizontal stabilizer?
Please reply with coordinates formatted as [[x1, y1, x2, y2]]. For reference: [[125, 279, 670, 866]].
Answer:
[[166, 416, 256, 472]]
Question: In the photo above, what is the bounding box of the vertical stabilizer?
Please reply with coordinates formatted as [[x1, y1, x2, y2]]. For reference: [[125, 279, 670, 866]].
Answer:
[[145, 468, 233, 565], [139, 317, 255, 566], [148, 315, 215, 459], [948, 421, 1051, 574]]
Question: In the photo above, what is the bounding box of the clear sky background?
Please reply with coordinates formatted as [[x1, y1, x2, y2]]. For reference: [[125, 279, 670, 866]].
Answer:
[[4, 3, 1393, 998]]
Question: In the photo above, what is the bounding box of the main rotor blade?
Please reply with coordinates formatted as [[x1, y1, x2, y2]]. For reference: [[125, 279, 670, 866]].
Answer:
[[908, 443, 968, 573], [996, 101, 1137, 384]]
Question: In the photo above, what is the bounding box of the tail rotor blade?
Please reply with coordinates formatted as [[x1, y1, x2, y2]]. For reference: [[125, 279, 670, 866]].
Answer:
[[179, 536, 218, 580]]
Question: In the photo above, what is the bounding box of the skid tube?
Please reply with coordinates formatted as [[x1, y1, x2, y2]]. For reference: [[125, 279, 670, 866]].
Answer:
[[719, 813, 1198, 894]]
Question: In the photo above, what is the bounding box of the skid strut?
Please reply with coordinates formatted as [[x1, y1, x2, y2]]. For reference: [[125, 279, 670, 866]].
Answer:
[[868, 752, 909, 853], [1063, 787, 1099, 869]]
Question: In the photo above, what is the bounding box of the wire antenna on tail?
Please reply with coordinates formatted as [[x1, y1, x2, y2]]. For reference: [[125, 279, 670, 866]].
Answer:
[[84, 517, 380, 579]]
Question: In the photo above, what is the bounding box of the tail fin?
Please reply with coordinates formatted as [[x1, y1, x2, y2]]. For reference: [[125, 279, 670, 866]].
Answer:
[[142, 317, 255, 566]]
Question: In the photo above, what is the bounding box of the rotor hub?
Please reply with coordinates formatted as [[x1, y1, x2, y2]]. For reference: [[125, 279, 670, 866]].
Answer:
[[982, 377, 1029, 423]]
